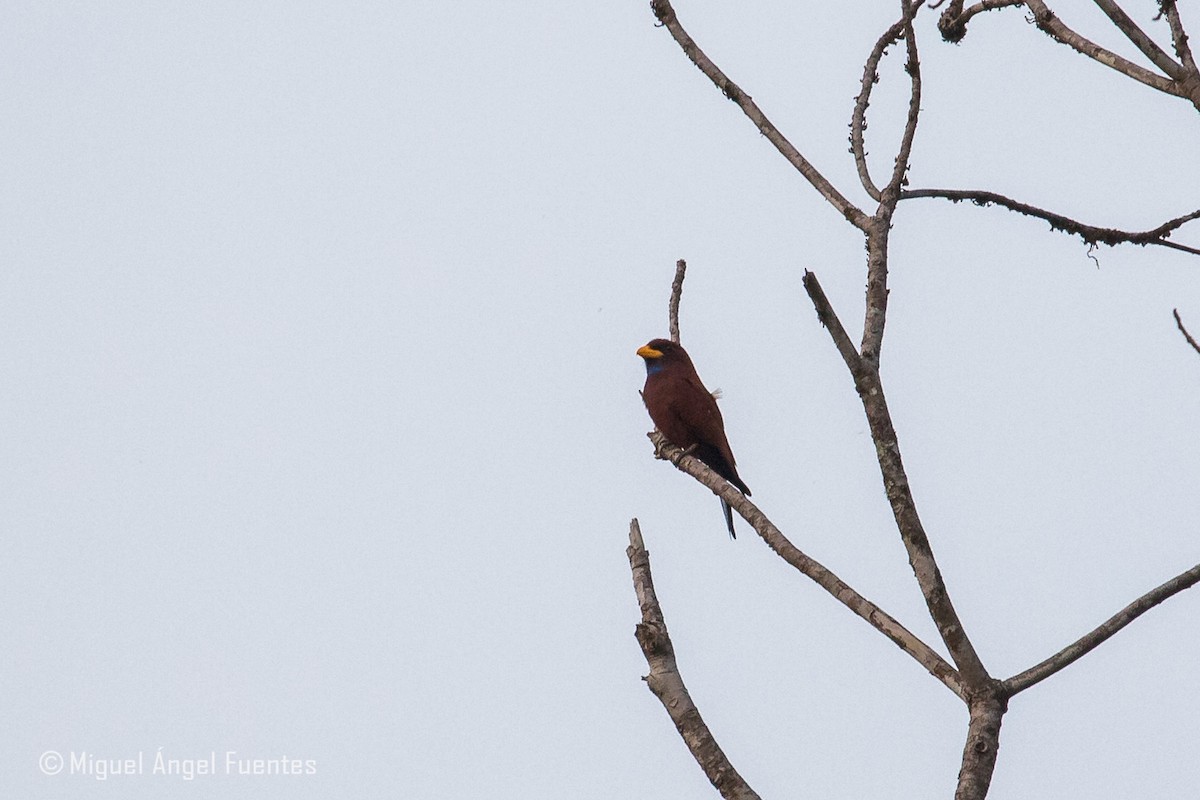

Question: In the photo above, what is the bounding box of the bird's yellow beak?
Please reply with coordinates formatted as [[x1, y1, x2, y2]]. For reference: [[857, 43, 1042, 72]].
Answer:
[[637, 344, 663, 359]]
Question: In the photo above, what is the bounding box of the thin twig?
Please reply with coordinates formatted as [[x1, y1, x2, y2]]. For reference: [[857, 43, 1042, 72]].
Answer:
[[1174, 308, 1200, 354], [669, 259, 687, 344], [627, 519, 762, 800], [1091, 0, 1183, 79], [1002, 562, 1200, 696], [901, 188, 1200, 255], [650, 0, 870, 231], [647, 433, 967, 700]]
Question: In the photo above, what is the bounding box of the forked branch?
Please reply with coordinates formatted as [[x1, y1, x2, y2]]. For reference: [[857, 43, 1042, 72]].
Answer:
[[851, 2, 923, 200], [939, 0, 1200, 108], [1092, 0, 1183, 79], [637, 4, 1197, 798], [937, 0, 1023, 43]]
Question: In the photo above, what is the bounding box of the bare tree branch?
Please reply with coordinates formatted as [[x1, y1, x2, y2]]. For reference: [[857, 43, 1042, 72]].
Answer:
[[850, 1, 923, 202], [849, 87, 881, 202], [627, 519, 762, 800], [939, 0, 1200, 108], [901, 187, 1200, 255], [852, 11, 916, 199], [860, 225, 893, 362], [650, 0, 870, 230], [801, 271, 862, 372], [954, 696, 1007, 800], [887, 14, 923, 198], [938, 0, 1023, 44], [1001, 562, 1200, 696], [855, 4, 923, 363], [1158, 1, 1200, 107], [807, 8, 984, 690], [1091, 0, 1184, 79], [862, 362, 993, 686], [802, 269, 991, 688], [839, 6, 989, 682], [652, 6, 990, 695], [1161, 0, 1197, 73], [641, 5, 1198, 797], [857, 11, 920, 365], [669, 259, 687, 344], [1022, 0, 1184, 97], [1174, 308, 1200, 354], [647, 432, 967, 699]]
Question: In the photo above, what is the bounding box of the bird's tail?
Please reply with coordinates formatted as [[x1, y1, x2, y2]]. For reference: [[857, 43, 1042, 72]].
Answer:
[[721, 498, 736, 540]]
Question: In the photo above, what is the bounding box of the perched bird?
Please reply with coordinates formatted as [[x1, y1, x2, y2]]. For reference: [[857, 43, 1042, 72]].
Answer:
[[637, 338, 751, 538]]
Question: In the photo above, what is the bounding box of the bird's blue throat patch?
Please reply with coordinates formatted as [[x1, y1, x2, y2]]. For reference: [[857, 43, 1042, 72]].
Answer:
[[644, 361, 665, 375]]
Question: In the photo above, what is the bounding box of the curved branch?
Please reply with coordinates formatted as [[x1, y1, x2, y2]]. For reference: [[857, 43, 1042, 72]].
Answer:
[[627, 520, 762, 800], [1001, 562, 1200, 696], [850, 2, 923, 202], [851, 15, 912, 200], [650, 0, 870, 230], [901, 187, 1200, 255], [646, 433, 967, 700], [938, 0, 1023, 44]]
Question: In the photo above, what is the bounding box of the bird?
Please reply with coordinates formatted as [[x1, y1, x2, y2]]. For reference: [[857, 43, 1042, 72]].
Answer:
[[637, 338, 751, 538]]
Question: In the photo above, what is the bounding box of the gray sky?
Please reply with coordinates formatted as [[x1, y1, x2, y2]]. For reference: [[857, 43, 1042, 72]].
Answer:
[[3, 1, 1198, 798]]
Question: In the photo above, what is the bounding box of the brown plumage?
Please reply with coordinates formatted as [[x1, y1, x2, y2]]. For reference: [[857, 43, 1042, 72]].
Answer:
[[637, 338, 750, 538]]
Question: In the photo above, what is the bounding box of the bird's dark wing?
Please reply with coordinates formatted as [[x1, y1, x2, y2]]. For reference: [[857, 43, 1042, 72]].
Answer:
[[672, 374, 750, 496]]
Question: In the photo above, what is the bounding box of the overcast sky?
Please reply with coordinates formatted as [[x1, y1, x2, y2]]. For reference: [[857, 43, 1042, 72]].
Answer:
[[3, 1, 1198, 798]]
